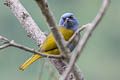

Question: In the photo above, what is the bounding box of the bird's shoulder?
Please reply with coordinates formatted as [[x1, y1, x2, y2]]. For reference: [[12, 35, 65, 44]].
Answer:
[[58, 26, 74, 40], [40, 26, 75, 52]]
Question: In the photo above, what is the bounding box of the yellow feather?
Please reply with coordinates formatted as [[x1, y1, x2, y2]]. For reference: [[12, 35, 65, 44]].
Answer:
[[19, 26, 74, 71]]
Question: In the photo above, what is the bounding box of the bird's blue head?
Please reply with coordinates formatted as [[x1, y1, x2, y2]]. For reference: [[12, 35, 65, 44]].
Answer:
[[59, 13, 79, 31]]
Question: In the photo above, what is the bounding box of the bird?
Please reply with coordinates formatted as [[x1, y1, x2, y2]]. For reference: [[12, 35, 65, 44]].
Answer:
[[19, 13, 79, 71]]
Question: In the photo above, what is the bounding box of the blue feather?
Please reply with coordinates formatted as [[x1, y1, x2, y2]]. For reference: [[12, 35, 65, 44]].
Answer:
[[59, 13, 79, 31]]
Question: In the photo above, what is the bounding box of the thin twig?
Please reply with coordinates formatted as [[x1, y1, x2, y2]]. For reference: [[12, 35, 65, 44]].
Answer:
[[0, 35, 10, 49], [66, 23, 91, 47], [60, 0, 110, 80], [11, 42, 61, 58], [0, 43, 10, 50], [0, 35, 61, 58], [0, 35, 9, 42]]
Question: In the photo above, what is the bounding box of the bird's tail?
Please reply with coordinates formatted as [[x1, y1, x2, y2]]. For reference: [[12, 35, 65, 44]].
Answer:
[[19, 54, 43, 71]]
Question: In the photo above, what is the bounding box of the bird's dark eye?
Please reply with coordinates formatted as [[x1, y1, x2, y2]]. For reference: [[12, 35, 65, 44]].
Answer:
[[69, 16, 73, 19], [63, 18, 66, 21]]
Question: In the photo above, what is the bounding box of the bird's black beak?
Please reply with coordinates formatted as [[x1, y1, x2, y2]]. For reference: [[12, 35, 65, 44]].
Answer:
[[63, 18, 74, 27], [66, 18, 73, 26], [66, 18, 72, 23]]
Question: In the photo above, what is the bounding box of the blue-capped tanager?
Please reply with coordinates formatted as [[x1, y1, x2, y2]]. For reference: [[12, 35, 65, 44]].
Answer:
[[19, 13, 79, 71]]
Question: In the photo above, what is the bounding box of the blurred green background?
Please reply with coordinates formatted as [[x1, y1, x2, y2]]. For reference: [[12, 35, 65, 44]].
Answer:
[[0, 0, 120, 80]]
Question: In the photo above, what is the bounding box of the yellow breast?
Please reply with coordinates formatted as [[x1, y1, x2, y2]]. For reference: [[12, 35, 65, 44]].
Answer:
[[40, 26, 74, 54]]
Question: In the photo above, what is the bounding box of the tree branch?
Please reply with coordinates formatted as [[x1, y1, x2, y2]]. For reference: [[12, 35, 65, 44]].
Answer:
[[60, 0, 110, 80], [4, 0, 46, 46], [0, 35, 61, 58]]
